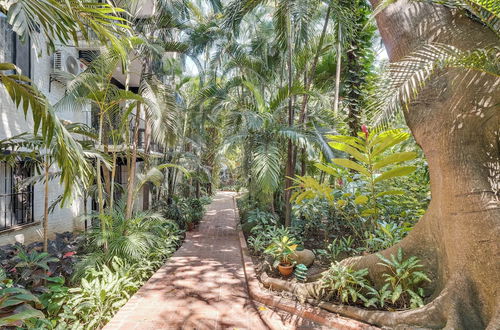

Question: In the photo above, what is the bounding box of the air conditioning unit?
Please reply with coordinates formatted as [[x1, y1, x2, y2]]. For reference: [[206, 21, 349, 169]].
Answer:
[[51, 50, 86, 81]]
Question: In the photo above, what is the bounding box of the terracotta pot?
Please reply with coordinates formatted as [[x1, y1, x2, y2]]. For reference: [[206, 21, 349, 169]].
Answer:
[[278, 263, 294, 276]]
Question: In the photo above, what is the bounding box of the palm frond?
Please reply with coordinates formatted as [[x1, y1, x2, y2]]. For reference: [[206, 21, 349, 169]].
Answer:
[[370, 43, 500, 124]]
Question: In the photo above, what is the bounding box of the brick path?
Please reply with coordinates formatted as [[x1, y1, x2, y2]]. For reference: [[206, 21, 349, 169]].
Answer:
[[104, 191, 323, 330]]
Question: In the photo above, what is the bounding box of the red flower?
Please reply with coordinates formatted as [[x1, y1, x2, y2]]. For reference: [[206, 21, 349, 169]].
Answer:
[[10, 267, 16, 273], [361, 125, 369, 139], [337, 178, 343, 186], [47, 271, 52, 276], [63, 251, 76, 259]]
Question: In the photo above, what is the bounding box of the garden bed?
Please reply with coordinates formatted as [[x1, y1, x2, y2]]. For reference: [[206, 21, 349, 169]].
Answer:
[[0, 196, 211, 329], [234, 197, 377, 329]]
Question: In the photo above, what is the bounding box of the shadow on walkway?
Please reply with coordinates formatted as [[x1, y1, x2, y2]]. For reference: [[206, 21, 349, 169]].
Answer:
[[104, 191, 322, 330]]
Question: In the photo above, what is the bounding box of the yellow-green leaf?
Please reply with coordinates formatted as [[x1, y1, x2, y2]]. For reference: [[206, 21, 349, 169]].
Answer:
[[370, 130, 410, 156], [376, 190, 405, 197], [354, 195, 369, 205], [314, 163, 338, 176], [373, 152, 417, 170], [332, 158, 371, 177], [328, 142, 368, 163], [326, 135, 366, 152], [361, 208, 377, 216], [337, 199, 347, 207], [374, 166, 416, 183]]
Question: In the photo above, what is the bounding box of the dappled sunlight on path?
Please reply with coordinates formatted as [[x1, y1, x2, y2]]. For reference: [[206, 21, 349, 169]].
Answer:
[[104, 191, 321, 330]]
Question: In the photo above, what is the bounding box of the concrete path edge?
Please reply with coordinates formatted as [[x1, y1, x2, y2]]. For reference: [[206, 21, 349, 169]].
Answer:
[[232, 196, 379, 330]]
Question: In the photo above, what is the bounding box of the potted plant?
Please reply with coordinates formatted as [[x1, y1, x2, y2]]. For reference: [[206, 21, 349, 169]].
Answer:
[[264, 236, 298, 276]]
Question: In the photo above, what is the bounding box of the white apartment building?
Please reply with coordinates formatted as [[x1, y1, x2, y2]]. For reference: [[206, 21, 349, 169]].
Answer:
[[0, 1, 159, 245]]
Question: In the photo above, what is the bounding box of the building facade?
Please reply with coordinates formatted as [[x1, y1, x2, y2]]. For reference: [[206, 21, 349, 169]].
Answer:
[[0, 3, 157, 245]]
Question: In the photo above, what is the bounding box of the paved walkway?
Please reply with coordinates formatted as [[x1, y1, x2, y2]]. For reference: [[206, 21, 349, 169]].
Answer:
[[105, 191, 323, 330]]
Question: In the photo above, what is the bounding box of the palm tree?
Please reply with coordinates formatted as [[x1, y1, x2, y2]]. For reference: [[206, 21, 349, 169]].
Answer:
[[0, 0, 130, 207]]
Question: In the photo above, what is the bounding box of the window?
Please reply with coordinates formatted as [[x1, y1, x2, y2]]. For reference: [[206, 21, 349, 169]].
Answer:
[[0, 15, 31, 79], [0, 161, 34, 231]]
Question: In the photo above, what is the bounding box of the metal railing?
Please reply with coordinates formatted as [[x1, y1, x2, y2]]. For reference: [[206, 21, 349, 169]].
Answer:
[[0, 191, 34, 231]]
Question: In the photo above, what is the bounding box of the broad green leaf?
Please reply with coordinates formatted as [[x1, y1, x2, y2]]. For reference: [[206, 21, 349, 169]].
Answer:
[[374, 166, 417, 183], [361, 208, 377, 217], [354, 195, 369, 205], [370, 130, 410, 156], [332, 158, 371, 177], [326, 135, 366, 152], [314, 163, 339, 176], [373, 152, 417, 170], [376, 190, 406, 197], [391, 285, 403, 303], [328, 142, 368, 163], [0, 305, 45, 326]]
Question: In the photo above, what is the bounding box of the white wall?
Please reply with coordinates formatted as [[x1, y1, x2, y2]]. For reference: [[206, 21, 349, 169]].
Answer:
[[0, 41, 88, 245], [0, 32, 149, 246]]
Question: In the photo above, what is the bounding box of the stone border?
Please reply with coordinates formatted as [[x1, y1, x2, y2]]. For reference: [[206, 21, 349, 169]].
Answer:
[[233, 196, 378, 330]]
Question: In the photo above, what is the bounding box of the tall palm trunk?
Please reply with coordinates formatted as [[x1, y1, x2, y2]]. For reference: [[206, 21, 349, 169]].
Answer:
[[42, 157, 49, 253], [96, 110, 108, 251], [333, 25, 342, 116], [109, 150, 117, 211], [125, 103, 141, 219], [142, 119, 152, 210], [284, 13, 295, 227], [294, 4, 332, 181]]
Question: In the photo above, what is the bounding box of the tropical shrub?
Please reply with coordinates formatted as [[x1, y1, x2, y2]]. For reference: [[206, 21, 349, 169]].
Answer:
[[264, 236, 299, 267], [320, 263, 373, 306], [291, 198, 330, 237], [0, 286, 45, 327], [158, 196, 208, 229], [75, 203, 181, 278], [11, 247, 58, 288], [247, 225, 299, 254], [316, 236, 363, 262], [56, 257, 140, 329], [324, 127, 417, 223], [363, 221, 412, 252], [377, 249, 431, 308]]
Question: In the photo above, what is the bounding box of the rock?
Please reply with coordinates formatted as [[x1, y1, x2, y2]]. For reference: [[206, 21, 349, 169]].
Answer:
[[290, 249, 315, 267]]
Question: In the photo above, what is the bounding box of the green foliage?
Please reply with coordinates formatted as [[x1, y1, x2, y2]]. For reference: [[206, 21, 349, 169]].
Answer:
[[0, 286, 45, 327], [264, 235, 299, 267], [39, 277, 69, 320], [290, 176, 334, 205], [56, 257, 140, 330], [245, 208, 279, 231], [370, 43, 500, 124], [12, 247, 58, 288], [323, 236, 362, 261], [158, 196, 208, 228], [364, 221, 412, 252], [320, 263, 372, 306], [291, 198, 330, 236], [76, 203, 181, 279], [247, 225, 298, 255], [376, 249, 431, 308], [327, 128, 417, 220]]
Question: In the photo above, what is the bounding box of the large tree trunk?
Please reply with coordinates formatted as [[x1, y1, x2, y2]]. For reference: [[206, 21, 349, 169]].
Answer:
[[261, 2, 500, 329]]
